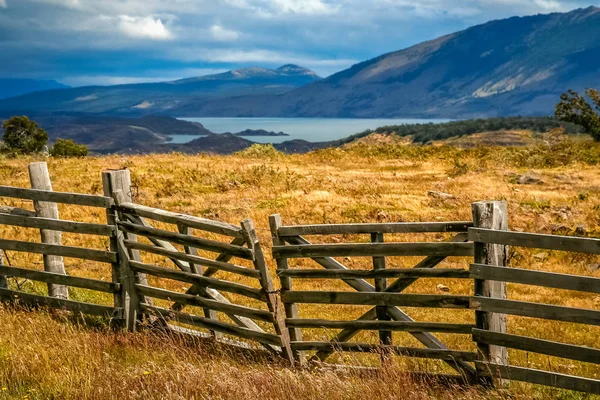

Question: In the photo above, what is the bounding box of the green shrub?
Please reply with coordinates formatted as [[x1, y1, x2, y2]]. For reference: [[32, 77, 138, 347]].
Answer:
[[50, 139, 88, 158], [2, 116, 48, 154]]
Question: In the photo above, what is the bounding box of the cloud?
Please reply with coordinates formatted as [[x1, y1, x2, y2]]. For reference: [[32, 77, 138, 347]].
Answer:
[[210, 25, 240, 41], [117, 15, 173, 40], [0, 0, 7, 8]]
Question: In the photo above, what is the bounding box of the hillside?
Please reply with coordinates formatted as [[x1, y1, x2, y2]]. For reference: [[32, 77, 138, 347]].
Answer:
[[0, 78, 69, 99], [0, 65, 321, 115], [183, 7, 600, 118]]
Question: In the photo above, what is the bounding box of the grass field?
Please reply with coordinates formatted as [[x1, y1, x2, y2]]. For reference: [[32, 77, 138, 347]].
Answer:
[[0, 138, 599, 399]]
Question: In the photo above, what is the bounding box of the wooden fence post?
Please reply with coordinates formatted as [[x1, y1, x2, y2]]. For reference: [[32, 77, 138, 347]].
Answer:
[[269, 214, 304, 364], [29, 162, 68, 299], [472, 201, 509, 378], [102, 170, 147, 331], [372, 232, 392, 361], [242, 218, 294, 365]]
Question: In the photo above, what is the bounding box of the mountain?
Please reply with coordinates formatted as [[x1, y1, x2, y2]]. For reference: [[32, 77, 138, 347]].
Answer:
[[181, 6, 600, 118], [0, 65, 321, 115], [0, 79, 69, 99]]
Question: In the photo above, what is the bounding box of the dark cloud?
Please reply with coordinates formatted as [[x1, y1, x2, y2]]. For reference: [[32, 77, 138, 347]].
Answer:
[[0, 0, 596, 85]]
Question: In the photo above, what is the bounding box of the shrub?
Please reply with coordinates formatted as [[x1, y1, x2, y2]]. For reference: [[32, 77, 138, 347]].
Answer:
[[50, 139, 88, 158], [234, 144, 282, 159], [2, 115, 48, 154]]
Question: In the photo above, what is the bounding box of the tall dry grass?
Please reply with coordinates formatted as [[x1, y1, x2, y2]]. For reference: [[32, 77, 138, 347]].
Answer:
[[0, 140, 599, 399]]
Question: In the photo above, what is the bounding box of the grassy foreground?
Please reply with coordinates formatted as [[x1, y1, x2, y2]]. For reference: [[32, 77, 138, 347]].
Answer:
[[0, 139, 599, 399]]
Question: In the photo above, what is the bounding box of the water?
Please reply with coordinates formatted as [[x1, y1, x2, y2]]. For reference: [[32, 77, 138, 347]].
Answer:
[[172, 118, 451, 144]]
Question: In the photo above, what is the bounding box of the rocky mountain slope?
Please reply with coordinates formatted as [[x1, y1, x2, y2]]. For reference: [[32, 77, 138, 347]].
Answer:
[[184, 7, 600, 118]]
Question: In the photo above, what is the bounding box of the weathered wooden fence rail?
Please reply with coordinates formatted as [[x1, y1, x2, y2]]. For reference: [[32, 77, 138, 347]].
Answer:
[[0, 163, 599, 395]]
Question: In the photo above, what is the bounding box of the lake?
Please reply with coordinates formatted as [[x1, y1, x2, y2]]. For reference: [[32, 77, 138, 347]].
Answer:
[[172, 118, 451, 144]]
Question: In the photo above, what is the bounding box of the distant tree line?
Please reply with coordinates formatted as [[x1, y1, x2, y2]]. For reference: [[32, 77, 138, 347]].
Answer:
[[337, 116, 585, 145], [1, 115, 88, 157]]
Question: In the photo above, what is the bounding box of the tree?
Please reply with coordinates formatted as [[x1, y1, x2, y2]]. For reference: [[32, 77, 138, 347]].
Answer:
[[50, 138, 88, 158], [555, 89, 600, 141], [2, 116, 48, 153]]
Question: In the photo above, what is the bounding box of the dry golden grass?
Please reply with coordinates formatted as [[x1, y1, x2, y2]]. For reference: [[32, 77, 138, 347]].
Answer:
[[0, 141, 599, 399]]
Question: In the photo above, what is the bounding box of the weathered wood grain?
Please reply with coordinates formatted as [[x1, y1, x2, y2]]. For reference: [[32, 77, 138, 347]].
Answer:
[[473, 329, 600, 364], [273, 242, 474, 258], [0, 265, 120, 293], [476, 362, 600, 395], [469, 228, 600, 254], [136, 285, 273, 322], [0, 185, 113, 208], [124, 240, 260, 278], [0, 239, 117, 263], [0, 213, 116, 236], [282, 291, 471, 308], [470, 264, 600, 294], [142, 304, 282, 346], [130, 261, 265, 301], [277, 222, 473, 236], [471, 297, 600, 326], [118, 221, 253, 259], [0, 287, 120, 317], [117, 202, 243, 238], [286, 319, 474, 333]]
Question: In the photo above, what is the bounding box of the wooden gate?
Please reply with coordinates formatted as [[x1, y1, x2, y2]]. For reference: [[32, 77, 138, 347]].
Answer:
[[103, 170, 292, 362], [269, 214, 479, 378], [470, 227, 600, 394]]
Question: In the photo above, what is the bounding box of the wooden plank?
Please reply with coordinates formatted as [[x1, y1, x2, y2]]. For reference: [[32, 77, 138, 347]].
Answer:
[[0, 206, 35, 217], [0, 239, 117, 263], [0, 265, 120, 293], [117, 202, 243, 239], [473, 329, 600, 365], [277, 222, 473, 236], [29, 162, 68, 300], [141, 304, 282, 346], [286, 319, 474, 333], [130, 261, 265, 301], [118, 222, 253, 260], [471, 297, 600, 326], [124, 240, 260, 278], [0, 213, 116, 236], [469, 228, 600, 255], [282, 291, 471, 308], [0, 288, 120, 317], [0, 185, 113, 208], [470, 264, 600, 294], [135, 285, 273, 322], [272, 242, 474, 258], [291, 342, 477, 361], [278, 268, 471, 279], [475, 362, 600, 395]]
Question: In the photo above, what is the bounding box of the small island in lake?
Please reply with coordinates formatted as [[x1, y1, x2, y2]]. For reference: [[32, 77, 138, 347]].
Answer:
[[233, 129, 290, 137]]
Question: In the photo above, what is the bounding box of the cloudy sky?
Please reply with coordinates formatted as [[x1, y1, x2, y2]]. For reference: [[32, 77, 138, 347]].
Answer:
[[0, 0, 597, 86]]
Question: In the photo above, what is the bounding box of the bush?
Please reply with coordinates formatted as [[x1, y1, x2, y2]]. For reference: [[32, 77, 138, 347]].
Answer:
[[50, 139, 88, 158], [2, 116, 48, 154], [234, 144, 282, 159]]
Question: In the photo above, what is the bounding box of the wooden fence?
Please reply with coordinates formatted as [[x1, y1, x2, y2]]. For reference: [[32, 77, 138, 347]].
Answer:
[[0, 163, 599, 395], [0, 163, 124, 322]]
